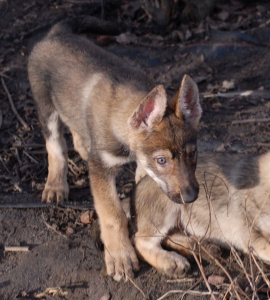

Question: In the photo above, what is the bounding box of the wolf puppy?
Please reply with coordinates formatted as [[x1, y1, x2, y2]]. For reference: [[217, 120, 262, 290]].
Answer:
[[28, 17, 202, 280], [131, 151, 270, 277]]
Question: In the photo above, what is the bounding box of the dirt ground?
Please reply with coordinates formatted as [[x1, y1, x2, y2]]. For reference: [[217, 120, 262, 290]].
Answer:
[[0, 0, 270, 299]]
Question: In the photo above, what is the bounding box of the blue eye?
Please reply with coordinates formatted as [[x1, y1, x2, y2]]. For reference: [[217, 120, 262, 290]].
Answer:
[[188, 150, 196, 161], [157, 157, 166, 165]]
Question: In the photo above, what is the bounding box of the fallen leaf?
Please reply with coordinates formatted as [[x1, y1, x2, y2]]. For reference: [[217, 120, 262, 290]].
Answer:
[[80, 210, 94, 224], [100, 293, 111, 300], [208, 274, 225, 286]]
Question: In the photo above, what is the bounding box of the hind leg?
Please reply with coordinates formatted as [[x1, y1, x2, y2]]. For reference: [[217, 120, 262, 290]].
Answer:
[[70, 129, 89, 161], [41, 111, 69, 203], [163, 232, 222, 259]]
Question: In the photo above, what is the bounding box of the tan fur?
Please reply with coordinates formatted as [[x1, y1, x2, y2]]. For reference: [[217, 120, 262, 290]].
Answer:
[[28, 19, 202, 281], [130, 151, 270, 277], [70, 130, 89, 161]]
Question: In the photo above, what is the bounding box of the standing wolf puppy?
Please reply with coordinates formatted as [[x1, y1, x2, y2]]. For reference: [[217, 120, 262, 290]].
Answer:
[[131, 151, 270, 277], [28, 17, 202, 280]]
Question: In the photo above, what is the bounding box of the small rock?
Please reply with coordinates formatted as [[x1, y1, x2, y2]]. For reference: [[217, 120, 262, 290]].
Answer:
[[218, 11, 229, 21], [185, 29, 192, 40], [100, 293, 111, 300], [208, 274, 225, 286], [222, 80, 235, 90], [66, 227, 74, 235]]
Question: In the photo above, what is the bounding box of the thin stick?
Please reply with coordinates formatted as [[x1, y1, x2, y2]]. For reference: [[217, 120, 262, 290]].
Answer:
[[250, 252, 270, 289], [4, 246, 30, 252], [41, 212, 67, 239], [166, 278, 195, 283], [191, 248, 217, 300], [23, 150, 39, 164], [200, 245, 243, 300], [0, 155, 11, 174], [125, 273, 147, 299], [0, 202, 92, 210], [206, 117, 270, 127], [1, 76, 30, 130], [231, 118, 270, 125], [156, 289, 219, 300], [203, 90, 270, 99]]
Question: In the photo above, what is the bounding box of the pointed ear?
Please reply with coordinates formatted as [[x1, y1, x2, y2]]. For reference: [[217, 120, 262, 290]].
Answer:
[[129, 85, 167, 131], [170, 75, 202, 128]]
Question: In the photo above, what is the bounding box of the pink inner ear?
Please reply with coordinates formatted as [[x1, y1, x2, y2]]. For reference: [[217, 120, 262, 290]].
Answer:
[[133, 97, 155, 129]]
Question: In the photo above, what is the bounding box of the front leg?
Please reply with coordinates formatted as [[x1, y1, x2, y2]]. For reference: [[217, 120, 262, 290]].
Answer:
[[135, 236, 190, 278], [89, 158, 139, 281]]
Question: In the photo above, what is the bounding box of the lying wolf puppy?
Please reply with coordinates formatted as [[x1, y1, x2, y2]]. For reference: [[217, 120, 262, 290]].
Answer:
[[129, 151, 270, 277]]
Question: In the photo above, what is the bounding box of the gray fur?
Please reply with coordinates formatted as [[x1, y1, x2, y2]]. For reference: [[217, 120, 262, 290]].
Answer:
[[131, 151, 270, 277]]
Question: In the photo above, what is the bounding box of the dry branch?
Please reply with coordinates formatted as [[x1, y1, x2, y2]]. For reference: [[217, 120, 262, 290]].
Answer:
[[156, 289, 219, 300], [4, 246, 30, 252], [41, 212, 68, 239], [1, 76, 30, 130]]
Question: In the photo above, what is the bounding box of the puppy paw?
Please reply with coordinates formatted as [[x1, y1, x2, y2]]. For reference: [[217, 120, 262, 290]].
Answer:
[[105, 237, 139, 281], [42, 181, 69, 203], [159, 252, 190, 278]]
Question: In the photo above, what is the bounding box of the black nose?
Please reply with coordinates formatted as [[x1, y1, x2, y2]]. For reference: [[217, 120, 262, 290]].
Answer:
[[182, 187, 199, 203], [169, 185, 199, 204]]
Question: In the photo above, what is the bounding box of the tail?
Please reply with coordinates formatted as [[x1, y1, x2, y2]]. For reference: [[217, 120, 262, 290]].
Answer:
[[47, 16, 120, 37]]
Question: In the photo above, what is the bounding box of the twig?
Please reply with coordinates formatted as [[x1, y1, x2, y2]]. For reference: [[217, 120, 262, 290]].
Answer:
[[203, 90, 270, 99], [166, 278, 195, 284], [182, 177, 243, 300], [0, 71, 12, 80], [41, 212, 67, 239], [191, 248, 217, 300], [231, 118, 270, 125], [0, 201, 92, 210], [156, 289, 219, 300], [1, 76, 30, 130], [246, 142, 270, 148], [125, 273, 147, 299], [23, 150, 39, 164], [250, 251, 270, 289], [200, 245, 243, 300], [14, 147, 22, 166], [68, 158, 81, 176], [4, 246, 30, 252], [207, 117, 270, 127], [12, 143, 45, 149], [0, 154, 11, 174]]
